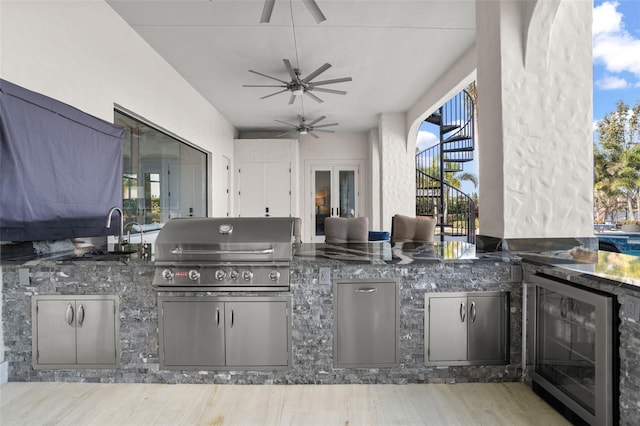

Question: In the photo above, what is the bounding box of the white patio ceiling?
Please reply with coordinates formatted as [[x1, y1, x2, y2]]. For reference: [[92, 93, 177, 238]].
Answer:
[[106, 0, 476, 134]]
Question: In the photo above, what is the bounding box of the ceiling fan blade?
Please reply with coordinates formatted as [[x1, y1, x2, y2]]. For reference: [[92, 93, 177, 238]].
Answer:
[[309, 131, 321, 139], [311, 77, 353, 86], [288, 93, 296, 105], [242, 84, 287, 88], [307, 115, 326, 126], [277, 130, 294, 137], [304, 91, 324, 103], [260, 0, 275, 23], [248, 69, 289, 84], [313, 123, 339, 128], [312, 87, 347, 95], [283, 59, 298, 81], [302, 0, 326, 23], [274, 119, 298, 128], [260, 89, 289, 99], [314, 129, 336, 133], [302, 63, 331, 83]]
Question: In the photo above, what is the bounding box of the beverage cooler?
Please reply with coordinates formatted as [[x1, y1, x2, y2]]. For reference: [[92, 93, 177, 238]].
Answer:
[[529, 273, 617, 426]]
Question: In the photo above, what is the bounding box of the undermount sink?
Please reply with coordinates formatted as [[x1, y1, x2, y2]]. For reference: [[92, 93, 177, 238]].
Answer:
[[68, 249, 137, 261]]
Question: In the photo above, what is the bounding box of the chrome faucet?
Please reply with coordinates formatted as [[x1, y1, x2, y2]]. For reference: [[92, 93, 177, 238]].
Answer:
[[124, 222, 144, 244], [105, 206, 125, 248], [125, 221, 147, 257]]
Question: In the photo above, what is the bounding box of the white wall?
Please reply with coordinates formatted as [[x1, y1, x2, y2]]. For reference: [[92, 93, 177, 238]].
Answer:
[[476, 0, 593, 239], [0, 0, 237, 218]]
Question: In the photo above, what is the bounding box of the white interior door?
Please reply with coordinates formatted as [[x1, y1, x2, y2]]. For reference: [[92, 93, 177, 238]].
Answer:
[[310, 164, 360, 242], [238, 162, 266, 217], [238, 162, 291, 217], [265, 163, 291, 217]]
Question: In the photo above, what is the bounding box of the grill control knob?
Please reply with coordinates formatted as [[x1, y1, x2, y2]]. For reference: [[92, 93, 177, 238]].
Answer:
[[269, 271, 280, 281], [188, 270, 200, 281], [161, 269, 174, 280], [215, 270, 226, 281], [229, 270, 239, 280], [242, 270, 253, 281]]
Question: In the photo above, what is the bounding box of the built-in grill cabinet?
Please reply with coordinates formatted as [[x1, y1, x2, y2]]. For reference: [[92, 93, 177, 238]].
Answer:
[[152, 217, 294, 291]]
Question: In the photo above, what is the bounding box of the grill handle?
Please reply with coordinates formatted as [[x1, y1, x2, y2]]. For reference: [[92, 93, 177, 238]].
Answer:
[[170, 247, 274, 255]]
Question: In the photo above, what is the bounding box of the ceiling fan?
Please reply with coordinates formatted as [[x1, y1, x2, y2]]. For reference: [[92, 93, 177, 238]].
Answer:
[[243, 59, 352, 104], [274, 115, 338, 138], [260, 0, 326, 24]]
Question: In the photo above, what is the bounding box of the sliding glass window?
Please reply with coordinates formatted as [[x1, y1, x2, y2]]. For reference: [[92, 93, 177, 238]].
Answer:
[[115, 111, 207, 227]]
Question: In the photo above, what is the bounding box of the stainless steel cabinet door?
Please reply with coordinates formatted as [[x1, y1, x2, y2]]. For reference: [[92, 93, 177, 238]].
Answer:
[[467, 295, 505, 362], [76, 299, 117, 365], [335, 281, 398, 367], [161, 301, 226, 367], [35, 299, 77, 365], [427, 296, 468, 362], [225, 301, 288, 366]]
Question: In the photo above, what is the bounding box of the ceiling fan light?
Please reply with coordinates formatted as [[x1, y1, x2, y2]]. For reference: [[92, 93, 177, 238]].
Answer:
[[299, 129, 308, 135], [292, 88, 304, 96]]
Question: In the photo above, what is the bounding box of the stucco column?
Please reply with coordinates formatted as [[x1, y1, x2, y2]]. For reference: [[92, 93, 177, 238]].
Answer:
[[378, 112, 414, 232], [367, 128, 382, 231], [476, 0, 593, 241]]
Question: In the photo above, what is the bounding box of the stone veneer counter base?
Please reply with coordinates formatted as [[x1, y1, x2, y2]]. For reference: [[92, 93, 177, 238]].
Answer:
[[2, 242, 522, 385]]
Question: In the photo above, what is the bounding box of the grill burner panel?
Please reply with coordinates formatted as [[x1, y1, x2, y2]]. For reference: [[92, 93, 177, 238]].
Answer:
[[152, 263, 290, 291], [152, 217, 294, 291]]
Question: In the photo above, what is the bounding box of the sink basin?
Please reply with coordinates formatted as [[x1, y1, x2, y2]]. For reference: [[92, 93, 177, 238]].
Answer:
[[68, 249, 137, 261]]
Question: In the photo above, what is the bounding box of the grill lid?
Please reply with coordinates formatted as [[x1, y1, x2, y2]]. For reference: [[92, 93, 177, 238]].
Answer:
[[154, 217, 294, 263]]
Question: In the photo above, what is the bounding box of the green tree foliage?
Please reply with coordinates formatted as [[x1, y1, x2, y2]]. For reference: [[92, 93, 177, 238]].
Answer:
[[594, 100, 640, 223]]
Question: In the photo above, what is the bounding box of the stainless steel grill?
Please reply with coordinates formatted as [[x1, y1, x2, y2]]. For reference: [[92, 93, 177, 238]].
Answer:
[[152, 217, 294, 291]]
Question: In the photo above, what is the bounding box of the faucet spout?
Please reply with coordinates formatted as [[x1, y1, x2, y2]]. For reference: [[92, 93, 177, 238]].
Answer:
[[124, 221, 145, 244], [105, 206, 125, 247]]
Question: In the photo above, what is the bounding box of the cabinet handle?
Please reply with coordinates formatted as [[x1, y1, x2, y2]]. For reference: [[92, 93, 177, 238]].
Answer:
[[77, 304, 85, 327], [216, 307, 220, 327], [470, 301, 476, 323], [65, 303, 74, 326], [356, 287, 377, 293], [230, 309, 234, 328], [459, 302, 466, 322]]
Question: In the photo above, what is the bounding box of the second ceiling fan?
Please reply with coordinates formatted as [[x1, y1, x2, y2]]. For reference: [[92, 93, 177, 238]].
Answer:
[[243, 59, 352, 104], [260, 0, 326, 24], [274, 115, 338, 138]]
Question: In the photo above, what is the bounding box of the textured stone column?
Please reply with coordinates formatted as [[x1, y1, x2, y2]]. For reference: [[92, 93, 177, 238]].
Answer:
[[476, 0, 593, 241], [378, 113, 414, 231]]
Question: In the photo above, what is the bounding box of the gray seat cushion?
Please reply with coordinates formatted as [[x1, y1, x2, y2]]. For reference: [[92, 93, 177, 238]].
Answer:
[[324, 217, 369, 243], [391, 214, 436, 243]]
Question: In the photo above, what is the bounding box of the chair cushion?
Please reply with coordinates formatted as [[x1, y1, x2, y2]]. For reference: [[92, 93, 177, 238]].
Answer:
[[324, 217, 369, 243], [391, 214, 436, 243]]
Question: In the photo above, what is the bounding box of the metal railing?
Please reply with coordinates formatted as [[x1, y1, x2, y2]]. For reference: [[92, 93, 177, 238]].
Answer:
[[416, 89, 476, 243], [416, 169, 476, 243]]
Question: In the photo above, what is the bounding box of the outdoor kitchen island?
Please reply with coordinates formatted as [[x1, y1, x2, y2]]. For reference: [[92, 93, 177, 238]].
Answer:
[[1, 241, 523, 384]]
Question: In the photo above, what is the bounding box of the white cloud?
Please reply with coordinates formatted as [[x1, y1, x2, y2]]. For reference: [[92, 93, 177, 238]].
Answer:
[[593, 1, 640, 79], [593, 1, 622, 36], [416, 130, 438, 152], [596, 75, 629, 89]]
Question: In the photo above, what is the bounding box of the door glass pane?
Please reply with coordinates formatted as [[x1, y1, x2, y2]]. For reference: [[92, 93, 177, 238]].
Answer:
[[536, 287, 596, 414], [338, 170, 355, 217], [315, 170, 331, 236]]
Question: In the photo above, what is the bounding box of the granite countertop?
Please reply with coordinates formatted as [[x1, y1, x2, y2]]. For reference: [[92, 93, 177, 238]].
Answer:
[[521, 250, 640, 289], [293, 241, 497, 264], [2, 240, 499, 266]]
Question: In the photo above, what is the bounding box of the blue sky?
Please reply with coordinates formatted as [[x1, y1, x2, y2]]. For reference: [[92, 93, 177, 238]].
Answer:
[[417, 0, 640, 195]]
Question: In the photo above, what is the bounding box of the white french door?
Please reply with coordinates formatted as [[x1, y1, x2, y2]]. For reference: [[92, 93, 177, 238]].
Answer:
[[309, 164, 360, 242]]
